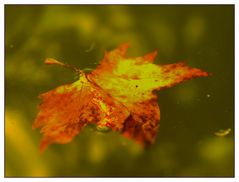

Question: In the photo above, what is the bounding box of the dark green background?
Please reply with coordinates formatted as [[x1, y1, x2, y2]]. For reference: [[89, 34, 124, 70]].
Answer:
[[5, 5, 234, 177]]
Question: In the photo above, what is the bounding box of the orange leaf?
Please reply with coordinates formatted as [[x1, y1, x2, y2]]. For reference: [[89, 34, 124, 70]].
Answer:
[[33, 43, 209, 151]]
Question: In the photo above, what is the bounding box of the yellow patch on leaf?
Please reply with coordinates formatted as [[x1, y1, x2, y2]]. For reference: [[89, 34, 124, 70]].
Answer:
[[33, 43, 209, 152]]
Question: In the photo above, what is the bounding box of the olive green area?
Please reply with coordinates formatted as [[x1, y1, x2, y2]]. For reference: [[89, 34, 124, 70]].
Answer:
[[5, 5, 234, 177]]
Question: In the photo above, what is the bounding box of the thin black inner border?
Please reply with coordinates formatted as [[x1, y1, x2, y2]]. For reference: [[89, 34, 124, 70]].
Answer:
[[3, 4, 235, 178]]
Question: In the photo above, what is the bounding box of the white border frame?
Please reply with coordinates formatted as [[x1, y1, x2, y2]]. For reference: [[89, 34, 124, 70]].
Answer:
[[1, 1, 237, 182]]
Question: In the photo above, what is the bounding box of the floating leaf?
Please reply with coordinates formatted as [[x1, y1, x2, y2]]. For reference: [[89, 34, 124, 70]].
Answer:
[[215, 128, 231, 137], [33, 43, 209, 152]]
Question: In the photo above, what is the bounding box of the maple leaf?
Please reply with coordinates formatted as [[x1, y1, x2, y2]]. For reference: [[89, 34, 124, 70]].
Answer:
[[33, 43, 209, 152]]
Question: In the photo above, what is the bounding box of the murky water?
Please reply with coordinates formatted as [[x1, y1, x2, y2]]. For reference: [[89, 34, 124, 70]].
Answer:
[[5, 5, 234, 177]]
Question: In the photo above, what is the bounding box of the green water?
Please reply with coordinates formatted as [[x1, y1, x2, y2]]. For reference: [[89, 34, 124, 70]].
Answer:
[[5, 5, 234, 177]]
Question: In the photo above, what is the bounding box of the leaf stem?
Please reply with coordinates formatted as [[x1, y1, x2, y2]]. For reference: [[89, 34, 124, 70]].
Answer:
[[44, 58, 84, 75]]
